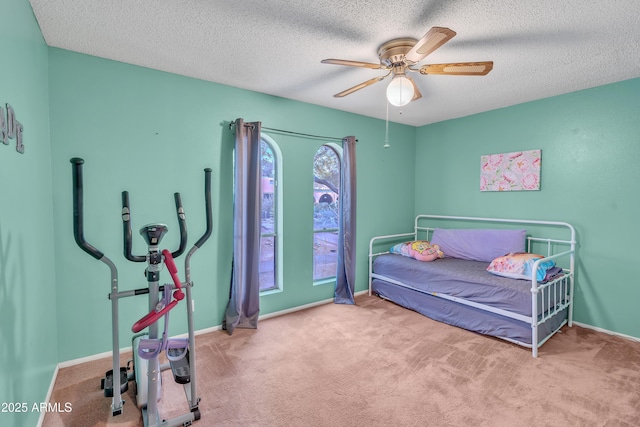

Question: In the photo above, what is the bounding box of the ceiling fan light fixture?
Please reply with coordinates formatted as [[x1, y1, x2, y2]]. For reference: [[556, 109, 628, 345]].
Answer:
[[386, 75, 414, 107]]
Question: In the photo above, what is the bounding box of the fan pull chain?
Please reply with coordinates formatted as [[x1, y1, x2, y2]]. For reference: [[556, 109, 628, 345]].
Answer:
[[384, 101, 390, 149]]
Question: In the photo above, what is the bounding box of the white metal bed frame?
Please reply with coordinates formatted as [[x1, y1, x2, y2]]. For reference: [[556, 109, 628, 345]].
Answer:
[[368, 214, 577, 357]]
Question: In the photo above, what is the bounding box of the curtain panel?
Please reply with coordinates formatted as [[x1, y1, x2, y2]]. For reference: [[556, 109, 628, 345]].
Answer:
[[334, 136, 357, 304], [224, 118, 262, 334]]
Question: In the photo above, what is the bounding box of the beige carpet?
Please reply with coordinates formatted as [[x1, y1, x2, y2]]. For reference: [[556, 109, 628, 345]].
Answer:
[[44, 294, 640, 426]]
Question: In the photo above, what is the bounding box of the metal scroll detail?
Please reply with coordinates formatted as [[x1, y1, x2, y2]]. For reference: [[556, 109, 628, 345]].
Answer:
[[1, 103, 24, 154]]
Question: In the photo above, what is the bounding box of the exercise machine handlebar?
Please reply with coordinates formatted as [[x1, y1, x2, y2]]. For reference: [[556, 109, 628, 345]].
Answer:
[[70, 158, 104, 261], [162, 248, 184, 300], [171, 193, 188, 258], [132, 299, 179, 334], [131, 250, 184, 333], [122, 190, 188, 262], [194, 168, 213, 249], [121, 191, 146, 262]]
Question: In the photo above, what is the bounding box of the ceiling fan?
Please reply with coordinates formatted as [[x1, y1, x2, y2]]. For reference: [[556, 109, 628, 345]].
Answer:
[[321, 27, 493, 106]]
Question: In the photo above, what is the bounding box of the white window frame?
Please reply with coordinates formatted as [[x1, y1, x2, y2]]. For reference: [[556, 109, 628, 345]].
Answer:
[[260, 134, 283, 294], [313, 142, 342, 285]]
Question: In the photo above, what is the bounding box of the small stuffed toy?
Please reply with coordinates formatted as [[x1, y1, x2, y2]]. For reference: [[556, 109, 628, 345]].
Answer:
[[408, 240, 444, 261], [391, 240, 444, 262]]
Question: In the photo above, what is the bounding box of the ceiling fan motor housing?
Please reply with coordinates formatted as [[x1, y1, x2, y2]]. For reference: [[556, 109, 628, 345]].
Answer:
[[378, 38, 417, 67]]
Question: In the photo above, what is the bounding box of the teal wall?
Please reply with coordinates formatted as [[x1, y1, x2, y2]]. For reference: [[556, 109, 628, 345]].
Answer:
[[48, 48, 416, 361], [3, 1, 640, 422], [415, 78, 640, 338], [0, 1, 57, 426]]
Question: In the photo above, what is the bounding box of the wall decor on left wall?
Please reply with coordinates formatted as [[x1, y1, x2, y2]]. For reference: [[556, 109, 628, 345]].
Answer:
[[1, 103, 25, 154]]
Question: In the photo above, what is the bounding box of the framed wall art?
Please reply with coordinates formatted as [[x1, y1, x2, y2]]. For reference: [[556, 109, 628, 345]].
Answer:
[[480, 149, 540, 191]]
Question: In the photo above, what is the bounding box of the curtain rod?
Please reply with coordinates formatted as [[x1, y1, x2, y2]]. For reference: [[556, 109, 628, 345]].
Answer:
[[229, 120, 349, 142]]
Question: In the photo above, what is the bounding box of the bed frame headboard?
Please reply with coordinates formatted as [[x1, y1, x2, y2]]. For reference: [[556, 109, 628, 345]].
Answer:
[[413, 214, 576, 264], [413, 214, 577, 256]]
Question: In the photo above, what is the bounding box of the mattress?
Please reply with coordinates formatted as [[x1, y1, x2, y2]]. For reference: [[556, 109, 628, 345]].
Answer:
[[373, 254, 533, 316], [371, 277, 567, 346]]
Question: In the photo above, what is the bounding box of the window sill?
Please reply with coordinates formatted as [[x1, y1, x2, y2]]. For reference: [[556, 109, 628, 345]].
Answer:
[[313, 277, 336, 287], [260, 287, 283, 296]]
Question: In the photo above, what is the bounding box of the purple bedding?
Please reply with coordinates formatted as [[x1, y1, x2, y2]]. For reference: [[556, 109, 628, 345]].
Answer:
[[373, 254, 532, 316], [371, 254, 569, 345], [371, 278, 567, 346]]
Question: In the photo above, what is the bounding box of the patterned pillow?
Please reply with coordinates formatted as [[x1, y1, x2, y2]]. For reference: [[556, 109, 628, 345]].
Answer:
[[390, 240, 444, 262], [487, 252, 556, 281]]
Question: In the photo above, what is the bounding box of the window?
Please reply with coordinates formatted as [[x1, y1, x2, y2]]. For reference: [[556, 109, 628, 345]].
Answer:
[[259, 136, 282, 292], [312, 144, 341, 282]]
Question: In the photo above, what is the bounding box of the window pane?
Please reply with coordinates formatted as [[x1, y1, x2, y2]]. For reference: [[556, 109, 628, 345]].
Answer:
[[260, 140, 277, 291], [313, 231, 338, 281], [313, 145, 340, 281], [259, 235, 276, 291]]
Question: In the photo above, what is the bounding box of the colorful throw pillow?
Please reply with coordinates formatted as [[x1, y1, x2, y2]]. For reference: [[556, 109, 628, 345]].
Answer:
[[390, 240, 444, 262], [430, 228, 526, 263], [487, 252, 556, 282]]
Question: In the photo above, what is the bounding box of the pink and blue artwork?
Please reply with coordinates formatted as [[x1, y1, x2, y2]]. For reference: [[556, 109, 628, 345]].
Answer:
[[480, 149, 541, 192]]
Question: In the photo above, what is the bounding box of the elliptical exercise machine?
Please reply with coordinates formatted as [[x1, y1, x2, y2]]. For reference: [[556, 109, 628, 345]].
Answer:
[[70, 158, 212, 426]]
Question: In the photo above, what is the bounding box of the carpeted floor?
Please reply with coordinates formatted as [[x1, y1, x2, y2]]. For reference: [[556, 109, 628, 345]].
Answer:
[[44, 294, 640, 426]]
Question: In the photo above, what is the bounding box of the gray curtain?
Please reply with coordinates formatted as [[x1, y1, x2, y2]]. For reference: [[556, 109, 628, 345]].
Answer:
[[334, 136, 357, 304], [224, 118, 262, 334]]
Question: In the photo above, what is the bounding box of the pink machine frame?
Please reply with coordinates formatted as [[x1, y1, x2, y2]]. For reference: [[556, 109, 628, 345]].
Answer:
[[368, 214, 576, 357]]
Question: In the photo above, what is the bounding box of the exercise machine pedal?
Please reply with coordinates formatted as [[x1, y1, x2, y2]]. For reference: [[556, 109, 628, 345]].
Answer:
[[168, 348, 191, 384], [101, 367, 129, 398]]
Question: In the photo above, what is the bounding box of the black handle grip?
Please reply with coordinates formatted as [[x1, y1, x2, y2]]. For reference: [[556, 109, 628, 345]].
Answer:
[[122, 191, 145, 262], [171, 192, 188, 258], [70, 158, 104, 260], [194, 168, 213, 249]]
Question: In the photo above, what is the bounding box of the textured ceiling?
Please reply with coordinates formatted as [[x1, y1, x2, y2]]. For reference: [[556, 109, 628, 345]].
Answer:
[[29, 0, 640, 126]]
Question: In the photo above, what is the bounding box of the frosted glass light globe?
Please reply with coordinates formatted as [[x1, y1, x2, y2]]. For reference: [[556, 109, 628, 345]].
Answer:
[[386, 75, 414, 107]]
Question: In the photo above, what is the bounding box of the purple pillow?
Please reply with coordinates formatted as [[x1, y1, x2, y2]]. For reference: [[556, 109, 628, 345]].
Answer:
[[430, 228, 526, 263]]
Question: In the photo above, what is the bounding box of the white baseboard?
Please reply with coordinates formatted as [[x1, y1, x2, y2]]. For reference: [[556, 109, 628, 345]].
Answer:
[[58, 349, 119, 369], [37, 364, 59, 427], [572, 321, 640, 343], [259, 290, 368, 320], [46, 288, 373, 414], [54, 305, 637, 371], [56, 291, 367, 369]]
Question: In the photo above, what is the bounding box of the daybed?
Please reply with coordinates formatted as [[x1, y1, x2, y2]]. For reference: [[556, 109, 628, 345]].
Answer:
[[368, 215, 576, 357]]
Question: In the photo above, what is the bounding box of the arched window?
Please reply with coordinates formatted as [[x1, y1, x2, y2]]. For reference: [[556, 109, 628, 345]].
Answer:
[[312, 144, 342, 282], [259, 135, 282, 292]]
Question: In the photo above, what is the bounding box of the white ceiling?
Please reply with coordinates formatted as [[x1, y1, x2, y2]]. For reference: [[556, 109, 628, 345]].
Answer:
[[29, 0, 640, 127]]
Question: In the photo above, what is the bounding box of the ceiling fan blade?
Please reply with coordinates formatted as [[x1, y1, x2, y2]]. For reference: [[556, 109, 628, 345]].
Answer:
[[321, 58, 384, 69], [333, 76, 386, 97], [405, 27, 456, 63], [419, 61, 494, 76], [407, 76, 422, 101]]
